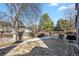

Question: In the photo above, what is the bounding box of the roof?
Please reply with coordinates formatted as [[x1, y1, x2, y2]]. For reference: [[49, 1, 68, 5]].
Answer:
[[24, 29, 32, 33], [0, 20, 25, 28], [0, 20, 11, 26]]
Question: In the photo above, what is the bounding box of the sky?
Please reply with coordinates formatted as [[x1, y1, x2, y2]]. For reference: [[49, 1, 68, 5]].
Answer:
[[0, 3, 75, 26], [42, 3, 75, 26]]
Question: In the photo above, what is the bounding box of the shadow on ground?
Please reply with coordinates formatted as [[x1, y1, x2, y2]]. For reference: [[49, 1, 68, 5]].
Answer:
[[0, 36, 79, 56], [19, 46, 55, 56], [0, 44, 17, 56], [40, 38, 79, 56], [19, 37, 79, 56]]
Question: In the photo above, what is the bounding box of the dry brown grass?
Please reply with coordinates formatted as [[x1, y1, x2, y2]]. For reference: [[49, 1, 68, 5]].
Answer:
[[0, 42, 14, 47]]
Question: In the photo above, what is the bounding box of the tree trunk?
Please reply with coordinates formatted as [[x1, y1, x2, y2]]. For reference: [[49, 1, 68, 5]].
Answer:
[[12, 28, 17, 41], [12, 21, 18, 42]]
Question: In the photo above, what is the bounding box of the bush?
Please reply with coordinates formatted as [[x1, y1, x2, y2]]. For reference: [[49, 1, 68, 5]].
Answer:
[[66, 34, 76, 40], [37, 33, 45, 37]]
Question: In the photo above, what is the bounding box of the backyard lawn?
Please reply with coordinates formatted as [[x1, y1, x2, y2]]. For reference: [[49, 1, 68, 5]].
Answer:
[[0, 42, 14, 47]]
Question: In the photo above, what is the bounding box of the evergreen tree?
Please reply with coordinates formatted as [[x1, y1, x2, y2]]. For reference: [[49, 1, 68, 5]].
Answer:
[[56, 19, 69, 31], [39, 13, 54, 32]]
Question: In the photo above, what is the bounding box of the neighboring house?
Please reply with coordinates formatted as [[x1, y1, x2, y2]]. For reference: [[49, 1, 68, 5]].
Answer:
[[0, 21, 12, 33], [0, 20, 25, 33], [0, 20, 32, 42]]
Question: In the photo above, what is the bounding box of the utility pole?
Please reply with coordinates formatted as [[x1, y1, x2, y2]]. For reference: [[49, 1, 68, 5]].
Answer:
[[75, 3, 79, 46]]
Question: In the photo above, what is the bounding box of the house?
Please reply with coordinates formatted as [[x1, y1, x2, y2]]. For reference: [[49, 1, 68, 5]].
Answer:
[[0, 20, 12, 33], [0, 20, 26, 33]]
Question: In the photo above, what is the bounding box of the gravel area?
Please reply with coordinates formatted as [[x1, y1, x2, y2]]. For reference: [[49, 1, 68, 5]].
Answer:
[[41, 38, 79, 56]]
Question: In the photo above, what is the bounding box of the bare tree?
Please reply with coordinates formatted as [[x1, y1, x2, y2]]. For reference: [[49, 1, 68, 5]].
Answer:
[[0, 3, 41, 42], [63, 4, 76, 32]]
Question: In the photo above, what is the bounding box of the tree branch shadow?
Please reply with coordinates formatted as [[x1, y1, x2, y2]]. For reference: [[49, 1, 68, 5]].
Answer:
[[0, 44, 17, 56]]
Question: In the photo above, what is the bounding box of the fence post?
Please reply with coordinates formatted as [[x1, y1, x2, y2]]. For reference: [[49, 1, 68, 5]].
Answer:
[[75, 3, 79, 47]]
